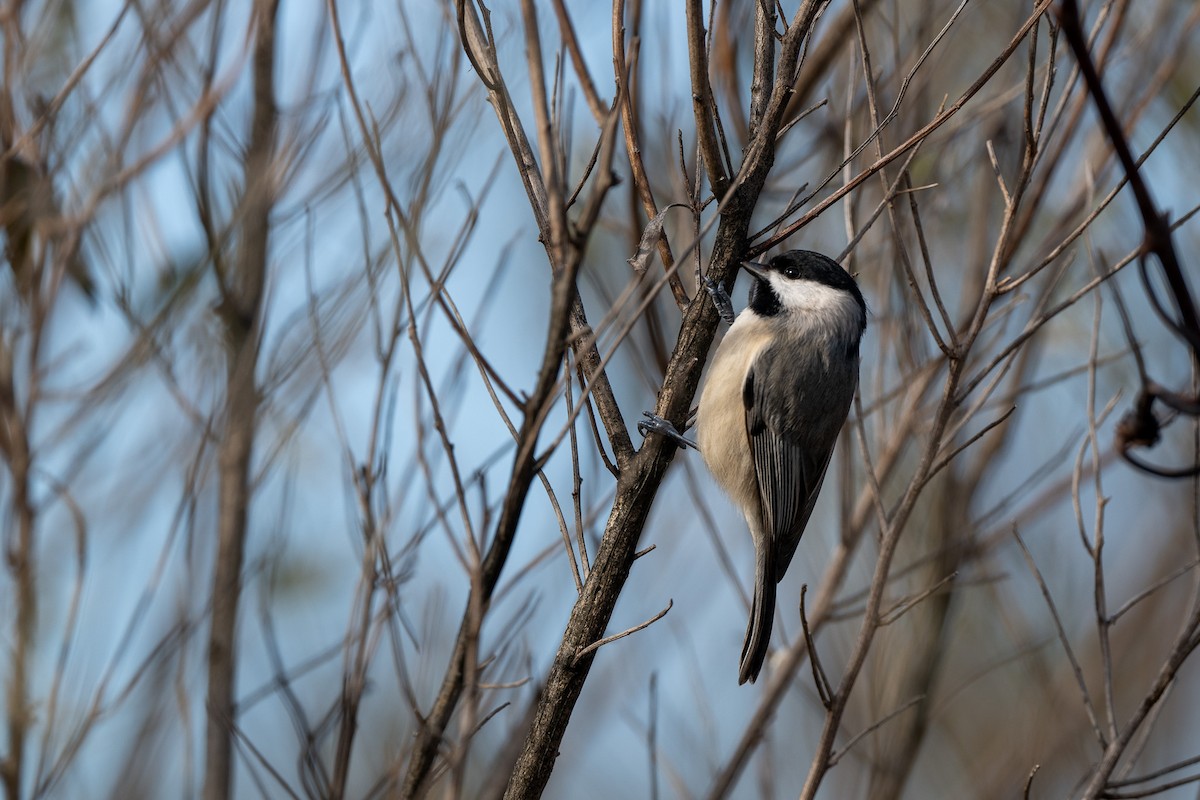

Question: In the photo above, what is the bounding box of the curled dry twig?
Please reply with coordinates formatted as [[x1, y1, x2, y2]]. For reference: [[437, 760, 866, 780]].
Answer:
[[1055, 0, 1200, 477]]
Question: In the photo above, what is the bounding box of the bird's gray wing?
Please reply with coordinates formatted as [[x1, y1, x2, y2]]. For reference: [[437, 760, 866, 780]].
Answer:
[[743, 345, 854, 580]]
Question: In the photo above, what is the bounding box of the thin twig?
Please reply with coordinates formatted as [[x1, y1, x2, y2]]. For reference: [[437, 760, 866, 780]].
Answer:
[[800, 586, 832, 708], [572, 600, 673, 666], [827, 695, 925, 767], [879, 571, 958, 627], [1011, 526, 1107, 748]]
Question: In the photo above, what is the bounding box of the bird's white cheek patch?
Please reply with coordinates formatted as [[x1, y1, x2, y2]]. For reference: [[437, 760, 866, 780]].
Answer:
[[772, 278, 849, 312], [770, 277, 863, 335]]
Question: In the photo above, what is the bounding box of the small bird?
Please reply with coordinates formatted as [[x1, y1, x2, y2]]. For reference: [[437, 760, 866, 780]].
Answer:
[[696, 250, 866, 684]]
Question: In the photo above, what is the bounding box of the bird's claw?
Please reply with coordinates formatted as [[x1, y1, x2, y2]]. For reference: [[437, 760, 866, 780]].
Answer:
[[703, 277, 736, 325], [638, 412, 698, 450]]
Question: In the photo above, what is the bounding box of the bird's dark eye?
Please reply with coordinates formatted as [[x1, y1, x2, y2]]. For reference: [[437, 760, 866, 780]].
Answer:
[[782, 266, 799, 279]]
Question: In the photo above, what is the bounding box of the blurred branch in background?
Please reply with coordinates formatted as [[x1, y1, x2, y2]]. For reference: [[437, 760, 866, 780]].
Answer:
[[203, 2, 279, 799], [0, 1, 1199, 799]]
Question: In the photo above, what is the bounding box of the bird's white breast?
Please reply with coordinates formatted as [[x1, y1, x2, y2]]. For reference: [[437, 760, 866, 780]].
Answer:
[[696, 313, 773, 533]]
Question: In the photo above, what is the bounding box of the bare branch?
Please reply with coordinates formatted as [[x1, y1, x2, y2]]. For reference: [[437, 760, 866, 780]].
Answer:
[[572, 599, 673, 666]]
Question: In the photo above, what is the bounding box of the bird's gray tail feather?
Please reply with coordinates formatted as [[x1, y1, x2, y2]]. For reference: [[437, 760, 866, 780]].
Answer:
[[739, 542, 776, 685]]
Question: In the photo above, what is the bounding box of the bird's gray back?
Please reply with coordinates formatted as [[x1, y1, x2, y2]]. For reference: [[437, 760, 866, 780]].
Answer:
[[748, 334, 859, 577]]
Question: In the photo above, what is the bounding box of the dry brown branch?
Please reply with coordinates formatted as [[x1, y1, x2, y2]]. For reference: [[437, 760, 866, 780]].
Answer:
[[756, 0, 1055, 256], [1054, 2, 1200, 479], [203, 4, 279, 798], [386, 4, 627, 794], [685, 0, 730, 197], [799, 585, 832, 708], [1012, 526, 1107, 747], [827, 694, 925, 768], [501, 1, 837, 792], [614, 0, 688, 308], [571, 598, 672, 665]]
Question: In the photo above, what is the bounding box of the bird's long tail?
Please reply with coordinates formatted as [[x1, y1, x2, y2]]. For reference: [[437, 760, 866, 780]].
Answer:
[[738, 540, 776, 684]]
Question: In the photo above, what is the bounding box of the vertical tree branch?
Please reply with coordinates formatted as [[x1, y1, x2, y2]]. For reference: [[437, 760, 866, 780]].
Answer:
[[0, 68, 38, 774], [0, 353, 36, 800], [500, 5, 830, 795], [685, 0, 729, 195], [614, 0, 688, 307], [392, 5, 627, 792], [202, 2, 279, 798]]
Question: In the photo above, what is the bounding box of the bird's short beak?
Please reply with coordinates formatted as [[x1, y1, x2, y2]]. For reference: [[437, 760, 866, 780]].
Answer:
[[741, 260, 769, 281]]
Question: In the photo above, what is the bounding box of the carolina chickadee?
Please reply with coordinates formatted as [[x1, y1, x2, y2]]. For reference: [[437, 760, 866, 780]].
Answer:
[[696, 250, 866, 684]]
